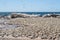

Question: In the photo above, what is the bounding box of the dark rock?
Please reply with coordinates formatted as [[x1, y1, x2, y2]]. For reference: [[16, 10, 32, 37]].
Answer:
[[11, 14, 27, 18], [43, 14, 60, 18], [50, 14, 60, 17], [10, 13, 40, 18]]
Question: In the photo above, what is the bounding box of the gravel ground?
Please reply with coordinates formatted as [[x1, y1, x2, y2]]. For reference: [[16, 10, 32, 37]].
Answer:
[[0, 17, 60, 40]]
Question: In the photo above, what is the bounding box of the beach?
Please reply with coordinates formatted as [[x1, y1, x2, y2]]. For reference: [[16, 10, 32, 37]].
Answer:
[[0, 17, 60, 40], [0, 0, 60, 39]]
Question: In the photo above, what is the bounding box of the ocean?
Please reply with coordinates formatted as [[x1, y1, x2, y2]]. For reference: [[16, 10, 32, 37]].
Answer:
[[0, 12, 60, 16]]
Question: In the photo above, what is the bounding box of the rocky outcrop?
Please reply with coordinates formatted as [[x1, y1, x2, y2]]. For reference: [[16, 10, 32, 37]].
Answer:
[[11, 14, 27, 18], [10, 13, 40, 18], [42, 14, 60, 18]]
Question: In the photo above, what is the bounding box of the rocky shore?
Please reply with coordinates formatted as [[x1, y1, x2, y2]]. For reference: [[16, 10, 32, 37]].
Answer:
[[0, 14, 60, 40]]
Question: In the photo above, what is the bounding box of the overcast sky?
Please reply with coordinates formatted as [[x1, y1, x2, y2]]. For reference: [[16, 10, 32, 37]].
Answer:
[[0, 0, 60, 12]]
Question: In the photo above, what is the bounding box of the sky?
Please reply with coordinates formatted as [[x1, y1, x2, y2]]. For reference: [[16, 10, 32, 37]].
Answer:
[[0, 0, 60, 12]]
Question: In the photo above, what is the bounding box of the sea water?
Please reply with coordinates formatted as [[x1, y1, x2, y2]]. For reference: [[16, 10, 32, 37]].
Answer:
[[0, 12, 60, 16]]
